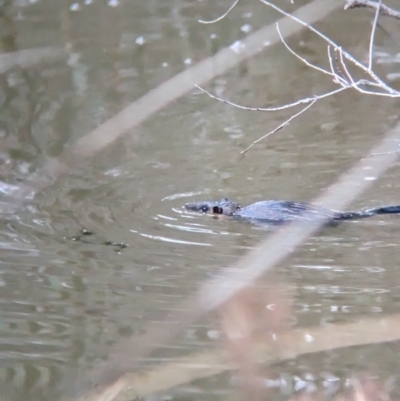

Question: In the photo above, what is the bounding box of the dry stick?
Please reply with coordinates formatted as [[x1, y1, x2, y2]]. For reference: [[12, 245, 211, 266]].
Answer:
[[273, 7, 400, 98], [345, 0, 400, 20], [241, 100, 317, 154], [195, 84, 320, 112], [196, 84, 348, 113], [336, 47, 394, 96], [282, 27, 350, 90], [21, 0, 341, 199], [198, 6, 399, 152], [260, 0, 397, 96], [335, 47, 355, 86], [271, 6, 400, 98], [194, 85, 350, 154], [75, 120, 400, 401], [277, 25, 338, 81], [198, 0, 240, 24], [368, 0, 382, 71], [69, 314, 400, 401]]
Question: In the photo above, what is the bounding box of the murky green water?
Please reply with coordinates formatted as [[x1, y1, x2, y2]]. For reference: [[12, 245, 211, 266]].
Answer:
[[1, 0, 400, 400]]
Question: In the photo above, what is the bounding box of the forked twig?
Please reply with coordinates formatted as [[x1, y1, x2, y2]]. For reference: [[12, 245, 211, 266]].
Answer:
[[241, 100, 317, 154], [276, 24, 337, 81], [260, 0, 397, 95], [196, 84, 347, 113], [335, 47, 355, 86], [197, 0, 400, 151]]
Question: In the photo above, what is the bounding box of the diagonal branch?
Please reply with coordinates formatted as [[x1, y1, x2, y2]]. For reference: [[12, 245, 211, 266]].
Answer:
[[241, 100, 317, 154], [345, 0, 400, 20]]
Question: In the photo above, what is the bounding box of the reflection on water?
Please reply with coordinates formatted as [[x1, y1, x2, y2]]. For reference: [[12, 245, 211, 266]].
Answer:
[[1, 0, 400, 400]]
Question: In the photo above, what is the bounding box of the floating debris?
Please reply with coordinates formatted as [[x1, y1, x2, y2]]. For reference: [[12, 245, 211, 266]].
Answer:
[[230, 40, 245, 54], [135, 36, 145, 45], [70, 2, 80, 11], [240, 24, 252, 33]]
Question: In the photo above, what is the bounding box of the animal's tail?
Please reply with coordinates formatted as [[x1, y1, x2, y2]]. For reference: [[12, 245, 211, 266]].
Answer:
[[335, 205, 400, 221]]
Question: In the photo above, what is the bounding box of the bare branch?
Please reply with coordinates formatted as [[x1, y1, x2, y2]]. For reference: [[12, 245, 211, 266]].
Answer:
[[195, 84, 317, 112], [368, 0, 382, 71], [327, 46, 337, 78], [345, 0, 400, 20], [281, 22, 400, 98], [276, 23, 337, 80], [260, 0, 398, 95], [241, 100, 317, 154], [197, 0, 400, 153], [198, 0, 240, 24], [336, 47, 357, 87], [197, 83, 352, 153]]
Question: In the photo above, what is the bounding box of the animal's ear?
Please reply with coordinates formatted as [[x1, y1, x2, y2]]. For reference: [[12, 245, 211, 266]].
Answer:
[[213, 206, 223, 214], [221, 198, 229, 202]]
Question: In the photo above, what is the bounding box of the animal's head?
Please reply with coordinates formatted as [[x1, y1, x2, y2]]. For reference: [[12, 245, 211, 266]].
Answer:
[[184, 198, 240, 216]]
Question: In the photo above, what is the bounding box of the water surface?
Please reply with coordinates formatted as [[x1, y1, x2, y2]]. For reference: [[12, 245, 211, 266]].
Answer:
[[1, 0, 400, 400]]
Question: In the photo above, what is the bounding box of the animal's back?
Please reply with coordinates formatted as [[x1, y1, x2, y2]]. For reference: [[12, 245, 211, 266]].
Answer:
[[234, 201, 340, 223], [185, 197, 400, 224]]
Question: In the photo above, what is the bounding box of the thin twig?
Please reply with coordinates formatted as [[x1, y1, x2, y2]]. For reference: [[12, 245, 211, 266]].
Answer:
[[198, 1, 400, 153], [241, 100, 317, 154], [276, 24, 336, 79], [327, 46, 337, 78], [335, 48, 396, 96], [333, 47, 348, 85], [199, 0, 240, 24], [368, 0, 382, 71], [196, 84, 349, 113], [345, 0, 400, 20], [337, 47, 357, 87], [260, 0, 359, 66], [195, 84, 315, 112], [260, 0, 397, 95]]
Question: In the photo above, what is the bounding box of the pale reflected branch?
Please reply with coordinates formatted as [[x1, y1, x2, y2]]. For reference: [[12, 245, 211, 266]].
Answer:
[[69, 314, 400, 401]]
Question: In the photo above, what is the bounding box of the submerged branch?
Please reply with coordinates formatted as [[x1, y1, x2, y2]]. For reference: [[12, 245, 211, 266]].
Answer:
[[73, 114, 400, 400], [70, 314, 400, 401]]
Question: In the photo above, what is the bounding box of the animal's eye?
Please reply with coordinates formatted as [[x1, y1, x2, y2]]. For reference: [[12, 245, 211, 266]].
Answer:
[[201, 205, 209, 213], [213, 206, 223, 214]]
